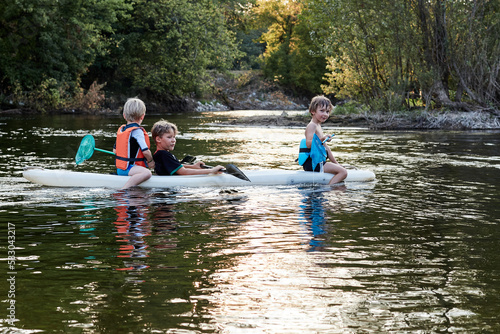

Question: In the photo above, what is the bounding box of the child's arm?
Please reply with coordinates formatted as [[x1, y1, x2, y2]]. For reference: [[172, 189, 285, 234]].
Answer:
[[317, 132, 330, 143], [143, 149, 155, 169], [184, 161, 206, 169], [175, 165, 224, 175], [322, 134, 333, 143], [304, 122, 317, 148], [305, 122, 331, 145]]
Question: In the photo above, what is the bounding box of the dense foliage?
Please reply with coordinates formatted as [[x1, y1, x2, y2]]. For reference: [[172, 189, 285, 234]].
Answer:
[[0, 0, 129, 110], [303, 0, 500, 111], [0, 0, 242, 111], [251, 0, 327, 97], [98, 0, 242, 98], [0, 0, 498, 112]]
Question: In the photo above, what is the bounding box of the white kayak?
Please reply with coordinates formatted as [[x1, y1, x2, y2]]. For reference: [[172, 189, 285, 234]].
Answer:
[[23, 166, 375, 189]]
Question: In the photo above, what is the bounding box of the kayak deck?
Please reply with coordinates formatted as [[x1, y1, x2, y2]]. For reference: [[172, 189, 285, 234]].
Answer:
[[23, 166, 376, 189]]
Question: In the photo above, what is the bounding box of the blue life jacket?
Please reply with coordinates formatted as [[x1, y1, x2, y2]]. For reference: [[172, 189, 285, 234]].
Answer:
[[297, 134, 327, 170], [297, 138, 310, 165]]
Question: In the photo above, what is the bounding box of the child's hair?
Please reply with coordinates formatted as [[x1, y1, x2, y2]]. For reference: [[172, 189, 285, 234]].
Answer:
[[151, 119, 178, 142], [123, 98, 146, 122], [308, 95, 332, 114]]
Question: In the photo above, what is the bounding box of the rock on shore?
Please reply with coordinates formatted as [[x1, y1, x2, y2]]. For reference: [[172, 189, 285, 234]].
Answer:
[[198, 71, 308, 111]]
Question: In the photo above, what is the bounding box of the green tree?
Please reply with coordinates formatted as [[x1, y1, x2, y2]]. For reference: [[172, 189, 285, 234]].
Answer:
[[253, 0, 327, 96], [211, 0, 263, 69], [306, 0, 419, 110], [307, 0, 499, 112], [430, 0, 500, 109], [92, 0, 242, 99], [0, 0, 129, 110]]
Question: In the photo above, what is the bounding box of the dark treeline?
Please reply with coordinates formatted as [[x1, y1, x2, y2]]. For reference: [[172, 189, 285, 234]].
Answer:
[[0, 0, 498, 113]]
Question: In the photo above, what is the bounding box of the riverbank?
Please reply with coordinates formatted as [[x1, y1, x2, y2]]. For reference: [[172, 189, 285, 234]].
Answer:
[[3, 102, 499, 131], [194, 71, 500, 130], [224, 110, 500, 130], [2, 70, 499, 130]]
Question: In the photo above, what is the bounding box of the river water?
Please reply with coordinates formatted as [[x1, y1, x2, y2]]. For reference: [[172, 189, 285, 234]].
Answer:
[[1, 111, 499, 333]]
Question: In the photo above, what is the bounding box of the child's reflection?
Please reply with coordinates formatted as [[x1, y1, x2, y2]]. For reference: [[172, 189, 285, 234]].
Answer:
[[113, 189, 152, 271], [113, 190, 181, 274], [150, 200, 178, 252], [300, 190, 327, 251], [299, 187, 346, 251]]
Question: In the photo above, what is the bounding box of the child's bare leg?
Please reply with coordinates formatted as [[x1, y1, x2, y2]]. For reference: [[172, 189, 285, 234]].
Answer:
[[324, 162, 347, 185], [122, 166, 152, 189]]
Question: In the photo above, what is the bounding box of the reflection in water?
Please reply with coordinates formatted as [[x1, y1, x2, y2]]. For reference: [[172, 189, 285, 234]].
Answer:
[[149, 201, 179, 252], [2, 114, 500, 333], [113, 190, 152, 273], [202, 187, 361, 332], [300, 191, 327, 251], [298, 187, 338, 251], [298, 185, 350, 252], [112, 190, 185, 276]]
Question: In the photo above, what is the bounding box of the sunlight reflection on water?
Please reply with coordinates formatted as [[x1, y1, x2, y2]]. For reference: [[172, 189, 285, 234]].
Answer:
[[1, 114, 500, 333], [195, 186, 378, 332]]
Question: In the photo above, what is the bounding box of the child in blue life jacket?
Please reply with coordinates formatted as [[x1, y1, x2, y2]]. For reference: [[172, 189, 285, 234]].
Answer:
[[151, 119, 224, 176], [300, 95, 347, 185], [114, 98, 154, 189]]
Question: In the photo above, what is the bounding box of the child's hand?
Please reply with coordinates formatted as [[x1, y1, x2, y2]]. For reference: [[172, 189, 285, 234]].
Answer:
[[211, 165, 225, 174], [193, 161, 205, 169], [322, 134, 334, 144]]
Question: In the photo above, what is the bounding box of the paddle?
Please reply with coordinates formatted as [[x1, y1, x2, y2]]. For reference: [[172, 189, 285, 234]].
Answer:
[[75, 137, 251, 181], [202, 164, 251, 182], [180, 155, 197, 164], [76, 134, 115, 165], [182, 155, 251, 182], [322, 134, 335, 144]]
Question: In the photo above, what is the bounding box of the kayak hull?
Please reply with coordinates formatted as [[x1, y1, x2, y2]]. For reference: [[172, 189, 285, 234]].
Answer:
[[23, 166, 376, 189]]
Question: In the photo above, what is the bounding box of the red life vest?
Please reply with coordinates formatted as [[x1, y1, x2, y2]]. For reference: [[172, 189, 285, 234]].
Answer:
[[115, 123, 151, 170]]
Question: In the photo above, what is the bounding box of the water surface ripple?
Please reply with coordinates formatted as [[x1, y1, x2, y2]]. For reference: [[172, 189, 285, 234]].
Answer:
[[0, 114, 499, 333]]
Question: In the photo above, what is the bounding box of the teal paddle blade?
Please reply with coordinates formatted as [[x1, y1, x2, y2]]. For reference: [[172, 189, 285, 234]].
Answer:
[[75, 135, 96, 165], [310, 133, 326, 170]]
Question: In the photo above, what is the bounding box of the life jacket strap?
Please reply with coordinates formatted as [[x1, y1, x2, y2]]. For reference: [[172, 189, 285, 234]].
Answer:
[[115, 156, 147, 162]]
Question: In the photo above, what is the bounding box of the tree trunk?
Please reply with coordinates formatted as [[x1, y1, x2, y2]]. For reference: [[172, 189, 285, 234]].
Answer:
[[432, 80, 472, 111], [433, 0, 450, 95], [415, 0, 471, 110]]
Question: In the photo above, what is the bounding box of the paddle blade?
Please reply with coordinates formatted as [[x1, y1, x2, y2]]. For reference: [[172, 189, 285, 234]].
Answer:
[[75, 135, 96, 165], [180, 155, 197, 164], [225, 164, 251, 182]]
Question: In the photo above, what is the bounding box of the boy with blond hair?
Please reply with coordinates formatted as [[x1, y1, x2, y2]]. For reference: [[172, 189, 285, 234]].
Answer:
[[114, 98, 154, 188], [151, 119, 223, 176]]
